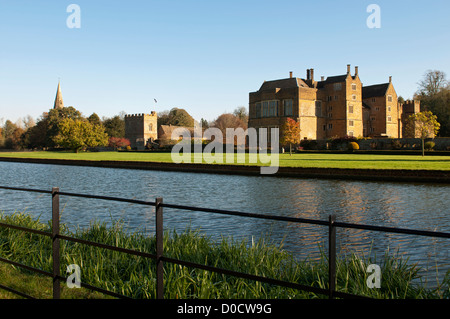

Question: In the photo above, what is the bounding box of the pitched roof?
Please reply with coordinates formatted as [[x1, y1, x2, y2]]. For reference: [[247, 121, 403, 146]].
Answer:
[[316, 74, 354, 88], [158, 124, 193, 140], [362, 83, 390, 99], [258, 77, 309, 91]]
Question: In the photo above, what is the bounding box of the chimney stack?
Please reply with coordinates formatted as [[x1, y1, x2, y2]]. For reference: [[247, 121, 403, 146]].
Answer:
[[306, 69, 311, 80], [310, 69, 314, 81], [389, 76, 392, 83], [289, 71, 293, 78], [321, 76, 325, 81], [347, 64, 351, 74], [355, 66, 358, 76]]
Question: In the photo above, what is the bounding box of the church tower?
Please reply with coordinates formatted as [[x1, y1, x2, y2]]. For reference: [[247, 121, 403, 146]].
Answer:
[[54, 81, 64, 109]]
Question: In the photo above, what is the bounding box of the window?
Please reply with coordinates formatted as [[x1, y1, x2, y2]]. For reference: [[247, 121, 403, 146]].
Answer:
[[323, 125, 326, 131], [283, 99, 293, 116], [328, 106, 333, 111], [269, 100, 278, 117], [376, 107, 380, 111], [372, 98, 376, 102], [328, 112, 333, 118], [352, 94, 357, 100], [387, 116, 392, 122], [315, 100, 322, 116], [352, 83, 357, 90], [334, 95, 338, 101], [371, 116, 376, 121], [328, 124, 333, 130], [349, 120, 354, 127], [334, 83, 342, 91], [388, 95, 393, 102], [348, 131, 354, 137], [387, 106, 391, 112], [262, 101, 269, 117], [256, 102, 261, 118], [348, 104, 354, 114]]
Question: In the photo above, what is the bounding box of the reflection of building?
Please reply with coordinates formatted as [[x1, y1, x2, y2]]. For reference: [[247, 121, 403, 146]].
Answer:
[[248, 65, 420, 142], [124, 112, 158, 149]]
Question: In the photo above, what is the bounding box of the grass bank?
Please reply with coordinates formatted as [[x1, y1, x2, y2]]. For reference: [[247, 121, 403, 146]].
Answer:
[[0, 212, 448, 299], [0, 151, 449, 170]]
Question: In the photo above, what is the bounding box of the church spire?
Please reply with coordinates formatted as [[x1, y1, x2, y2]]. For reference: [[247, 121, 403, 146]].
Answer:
[[54, 80, 64, 109]]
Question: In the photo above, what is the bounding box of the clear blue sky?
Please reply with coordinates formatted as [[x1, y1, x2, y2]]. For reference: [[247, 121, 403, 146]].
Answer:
[[1, 0, 449, 124]]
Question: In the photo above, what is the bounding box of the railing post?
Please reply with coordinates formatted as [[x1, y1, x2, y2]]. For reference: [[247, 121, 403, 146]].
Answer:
[[155, 197, 164, 299], [328, 214, 336, 299], [52, 187, 61, 299]]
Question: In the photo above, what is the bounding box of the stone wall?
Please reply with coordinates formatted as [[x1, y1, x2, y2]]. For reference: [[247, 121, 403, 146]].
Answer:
[[306, 137, 450, 151]]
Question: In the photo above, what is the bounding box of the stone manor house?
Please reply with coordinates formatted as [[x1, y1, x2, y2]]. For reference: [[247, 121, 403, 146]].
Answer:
[[248, 64, 420, 142]]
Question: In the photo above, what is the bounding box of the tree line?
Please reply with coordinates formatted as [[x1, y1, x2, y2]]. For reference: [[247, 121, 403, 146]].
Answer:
[[0, 105, 249, 152]]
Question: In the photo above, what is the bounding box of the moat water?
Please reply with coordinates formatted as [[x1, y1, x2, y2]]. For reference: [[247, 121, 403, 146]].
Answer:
[[0, 161, 449, 287]]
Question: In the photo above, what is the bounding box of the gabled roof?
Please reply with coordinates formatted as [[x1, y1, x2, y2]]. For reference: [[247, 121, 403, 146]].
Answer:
[[258, 77, 309, 91], [316, 74, 354, 88], [362, 83, 390, 99]]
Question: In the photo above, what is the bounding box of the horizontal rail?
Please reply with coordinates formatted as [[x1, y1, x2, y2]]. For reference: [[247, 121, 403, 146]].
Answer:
[[57, 189, 450, 239], [0, 185, 52, 194], [0, 283, 34, 299], [1, 185, 449, 300], [334, 221, 450, 239], [57, 234, 157, 260], [0, 256, 53, 278], [0, 222, 52, 237], [161, 202, 330, 226], [2, 186, 448, 238]]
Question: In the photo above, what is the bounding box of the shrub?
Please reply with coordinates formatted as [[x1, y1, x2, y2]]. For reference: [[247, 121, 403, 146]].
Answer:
[[424, 141, 435, 151], [348, 141, 359, 150], [391, 140, 402, 150], [329, 135, 357, 150], [300, 139, 318, 150]]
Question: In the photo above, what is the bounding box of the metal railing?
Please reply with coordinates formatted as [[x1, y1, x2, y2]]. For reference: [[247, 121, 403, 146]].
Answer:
[[0, 185, 449, 299]]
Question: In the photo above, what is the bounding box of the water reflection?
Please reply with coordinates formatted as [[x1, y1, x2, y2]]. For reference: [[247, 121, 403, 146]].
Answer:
[[0, 161, 449, 287]]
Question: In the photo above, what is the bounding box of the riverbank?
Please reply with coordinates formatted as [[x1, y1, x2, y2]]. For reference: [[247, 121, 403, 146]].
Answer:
[[0, 212, 447, 299], [0, 152, 449, 183]]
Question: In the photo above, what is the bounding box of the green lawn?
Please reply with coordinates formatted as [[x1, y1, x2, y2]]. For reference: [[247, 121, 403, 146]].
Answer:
[[0, 151, 449, 170]]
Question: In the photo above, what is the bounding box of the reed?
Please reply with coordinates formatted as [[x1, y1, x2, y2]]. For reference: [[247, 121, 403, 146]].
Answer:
[[0, 212, 448, 299]]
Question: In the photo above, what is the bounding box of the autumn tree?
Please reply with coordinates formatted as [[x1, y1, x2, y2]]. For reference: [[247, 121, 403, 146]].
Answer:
[[1, 120, 24, 149], [280, 118, 301, 155], [404, 111, 440, 156], [53, 118, 108, 152], [108, 137, 130, 150]]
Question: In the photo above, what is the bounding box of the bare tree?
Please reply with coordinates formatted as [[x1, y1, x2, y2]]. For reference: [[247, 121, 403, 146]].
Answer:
[[417, 70, 448, 96]]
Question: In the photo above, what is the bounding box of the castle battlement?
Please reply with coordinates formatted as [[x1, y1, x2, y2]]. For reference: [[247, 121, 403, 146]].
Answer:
[[125, 111, 157, 118], [124, 111, 158, 149]]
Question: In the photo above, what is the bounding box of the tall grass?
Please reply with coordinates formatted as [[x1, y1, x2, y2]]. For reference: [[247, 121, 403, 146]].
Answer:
[[0, 212, 448, 299]]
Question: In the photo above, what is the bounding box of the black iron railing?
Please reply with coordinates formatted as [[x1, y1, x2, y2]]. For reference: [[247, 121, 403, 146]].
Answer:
[[0, 185, 449, 299]]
